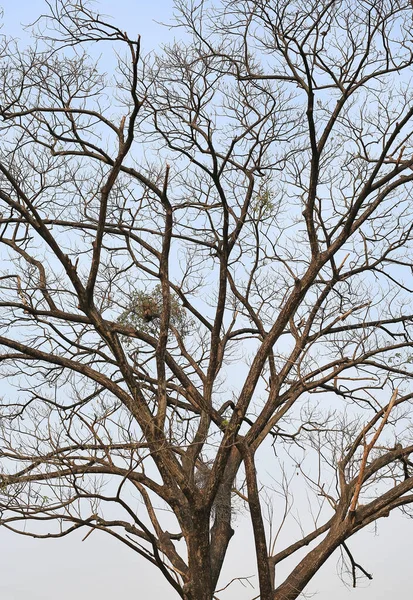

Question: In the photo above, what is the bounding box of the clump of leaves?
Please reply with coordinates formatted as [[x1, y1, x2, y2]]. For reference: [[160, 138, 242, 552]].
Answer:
[[252, 183, 276, 217], [118, 284, 191, 337]]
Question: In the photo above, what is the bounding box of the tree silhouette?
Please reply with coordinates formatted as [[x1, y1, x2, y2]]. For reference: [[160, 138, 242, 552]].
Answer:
[[1, 1, 413, 599]]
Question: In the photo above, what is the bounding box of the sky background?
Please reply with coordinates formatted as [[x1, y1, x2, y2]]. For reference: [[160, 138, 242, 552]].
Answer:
[[0, 1, 412, 599]]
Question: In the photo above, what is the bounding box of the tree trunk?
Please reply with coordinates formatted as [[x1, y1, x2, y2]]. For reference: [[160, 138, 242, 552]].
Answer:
[[183, 515, 214, 600]]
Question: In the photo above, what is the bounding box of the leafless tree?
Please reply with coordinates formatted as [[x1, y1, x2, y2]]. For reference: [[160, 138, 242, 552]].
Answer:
[[1, 1, 413, 598]]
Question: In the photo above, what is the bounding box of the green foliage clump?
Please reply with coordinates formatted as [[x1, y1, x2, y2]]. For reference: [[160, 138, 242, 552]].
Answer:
[[118, 284, 191, 337], [252, 184, 276, 217]]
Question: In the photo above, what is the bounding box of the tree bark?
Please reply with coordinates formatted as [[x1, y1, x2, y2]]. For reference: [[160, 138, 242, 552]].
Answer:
[[183, 514, 214, 600], [273, 524, 347, 600]]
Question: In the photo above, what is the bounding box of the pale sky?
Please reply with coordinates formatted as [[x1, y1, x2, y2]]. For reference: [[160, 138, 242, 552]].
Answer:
[[0, 2, 412, 599]]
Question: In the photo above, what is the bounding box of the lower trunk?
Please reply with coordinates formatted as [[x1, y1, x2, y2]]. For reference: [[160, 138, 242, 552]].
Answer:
[[183, 579, 213, 600], [183, 516, 213, 600], [210, 468, 235, 589]]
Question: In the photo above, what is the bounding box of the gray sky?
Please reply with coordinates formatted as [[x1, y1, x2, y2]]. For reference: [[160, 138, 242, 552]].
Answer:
[[0, 1, 412, 599]]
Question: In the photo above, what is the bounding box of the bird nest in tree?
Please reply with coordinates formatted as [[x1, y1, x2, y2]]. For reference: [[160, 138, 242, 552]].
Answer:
[[118, 284, 191, 336]]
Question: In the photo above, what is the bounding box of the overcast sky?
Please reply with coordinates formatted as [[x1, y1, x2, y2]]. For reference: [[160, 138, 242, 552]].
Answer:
[[0, 1, 412, 599]]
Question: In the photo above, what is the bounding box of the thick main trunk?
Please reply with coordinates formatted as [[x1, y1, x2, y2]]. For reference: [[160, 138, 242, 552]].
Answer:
[[183, 516, 214, 600], [183, 578, 213, 600], [210, 466, 235, 589]]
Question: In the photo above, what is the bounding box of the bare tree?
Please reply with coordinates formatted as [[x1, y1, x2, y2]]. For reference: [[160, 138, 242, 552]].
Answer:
[[1, 1, 413, 598]]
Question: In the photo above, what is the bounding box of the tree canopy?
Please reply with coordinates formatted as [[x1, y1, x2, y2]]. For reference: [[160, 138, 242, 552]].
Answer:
[[1, 1, 413, 599]]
